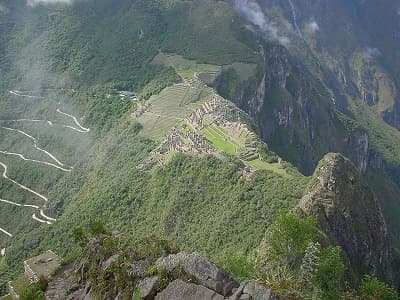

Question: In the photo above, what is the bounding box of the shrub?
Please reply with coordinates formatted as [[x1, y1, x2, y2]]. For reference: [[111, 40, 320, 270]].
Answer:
[[89, 221, 108, 236], [360, 276, 399, 300], [258, 212, 319, 269], [314, 246, 346, 300]]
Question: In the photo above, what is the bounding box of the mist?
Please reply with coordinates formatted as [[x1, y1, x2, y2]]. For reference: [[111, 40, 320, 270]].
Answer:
[[361, 47, 381, 61], [231, 0, 290, 46], [27, 0, 73, 6], [305, 20, 319, 35]]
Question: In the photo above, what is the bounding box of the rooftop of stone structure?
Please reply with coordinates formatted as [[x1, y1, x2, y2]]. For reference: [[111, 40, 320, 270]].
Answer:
[[25, 250, 60, 278]]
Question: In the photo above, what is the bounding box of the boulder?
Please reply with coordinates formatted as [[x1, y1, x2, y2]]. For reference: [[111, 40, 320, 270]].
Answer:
[[155, 252, 238, 296], [154, 279, 224, 300], [230, 281, 275, 300], [136, 276, 159, 300], [101, 253, 120, 271]]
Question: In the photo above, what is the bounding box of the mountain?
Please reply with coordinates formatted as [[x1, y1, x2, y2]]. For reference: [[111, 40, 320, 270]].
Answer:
[[299, 153, 395, 285], [0, 0, 399, 298]]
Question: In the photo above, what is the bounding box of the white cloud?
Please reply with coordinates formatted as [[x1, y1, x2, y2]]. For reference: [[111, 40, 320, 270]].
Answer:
[[305, 21, 319, 35], [27, 0, 72, 6], [0, 4, 8, 13], [232, 0, 290, 46], [361, 47, 381, 61]]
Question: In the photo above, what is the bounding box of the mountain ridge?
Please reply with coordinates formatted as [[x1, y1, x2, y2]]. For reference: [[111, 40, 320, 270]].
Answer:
[[0, 0, 399, 297]]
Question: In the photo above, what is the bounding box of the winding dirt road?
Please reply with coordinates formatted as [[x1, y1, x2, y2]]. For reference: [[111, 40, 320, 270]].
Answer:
[[0, 150, 71, 172], [0, 199, 54, 225], [0, 162, 56, 225], [0, 126, 69, 168], [9, 90, 43, 99], [40, 209, 56, 222], [1, 90, 90, 244], [32, 213, 52, 225], [0, 227, 12, 238], [0, 198, 39, 209], [56, 109, 90, 132], [0, 118, 89, 134], [0, 161, 48, 203]]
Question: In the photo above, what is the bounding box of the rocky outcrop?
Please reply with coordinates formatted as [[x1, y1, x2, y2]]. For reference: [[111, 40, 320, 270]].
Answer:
[[299, 153, 395, 284], [155, 252, 238, 296], [230, 281, 276, 300], [155, 280, 224, 300], [45, 235, 275, 300]]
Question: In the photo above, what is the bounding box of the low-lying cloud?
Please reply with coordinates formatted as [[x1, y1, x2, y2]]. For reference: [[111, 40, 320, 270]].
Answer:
[[361, 47, 381, 61], [232, 0, 290, 46], [305, 21, 319, 35], [0, 4, 8, 13], [27, 0, 72, 6]]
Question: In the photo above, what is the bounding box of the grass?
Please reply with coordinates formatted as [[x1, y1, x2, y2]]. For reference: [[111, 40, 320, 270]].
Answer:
[[201, 126, 239, 155], [12, 275, 30, 295], [153, 53, 221, 81], [245, 159, 291, 178], [350, 99, 400, 166], [137, 82, 214, 140], [201, 124, 291, 178], [154, 53, 257, 84]]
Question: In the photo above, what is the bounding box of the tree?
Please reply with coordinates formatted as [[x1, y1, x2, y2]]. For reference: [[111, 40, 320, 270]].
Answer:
[[314, 246, 345, 300], [259, 212, 319, 268]]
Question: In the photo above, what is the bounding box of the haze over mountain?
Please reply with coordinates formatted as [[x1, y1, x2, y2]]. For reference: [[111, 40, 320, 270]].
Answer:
[[0, 0, 399, 299]]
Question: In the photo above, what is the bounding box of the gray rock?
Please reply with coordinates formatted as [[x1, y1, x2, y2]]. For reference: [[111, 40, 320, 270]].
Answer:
[[253, 283, 275, 300], [155, 252, 238, 296], [230, 281, 275, 300], [242, 281, 254, 295], [154, 279, 224, 300], [101, 253, 120, 271], [229, 281, 246, 300], [136, 276, 159, 300], [127, 260, 150, 278]]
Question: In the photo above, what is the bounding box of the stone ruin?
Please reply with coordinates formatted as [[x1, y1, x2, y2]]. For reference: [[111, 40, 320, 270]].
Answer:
[[137, 126, 215, 170]]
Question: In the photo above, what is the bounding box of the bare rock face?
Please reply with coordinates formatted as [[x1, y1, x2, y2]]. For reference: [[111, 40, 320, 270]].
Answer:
[[155, 252, 238, 296], [155, 280, 224, 300], [229, 281, 276, 300], [299, 153, 395, 284]]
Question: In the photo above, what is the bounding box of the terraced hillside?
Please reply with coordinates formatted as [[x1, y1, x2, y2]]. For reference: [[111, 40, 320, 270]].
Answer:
[[1, 0, 399, 296], [135, 54, 294, 177]]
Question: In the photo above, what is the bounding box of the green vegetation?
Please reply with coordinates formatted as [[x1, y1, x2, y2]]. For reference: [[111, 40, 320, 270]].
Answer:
[[359, 276, 399, 300], [217, 67, 243, 100], [255, 212, 398, 300], [1, 0, 400, 296], [136, 84, 212, 140], [12, 274, 47, 300], [72, 223, 175, 298], [153, 53, 221, 81], [202, 125, 238, 154]]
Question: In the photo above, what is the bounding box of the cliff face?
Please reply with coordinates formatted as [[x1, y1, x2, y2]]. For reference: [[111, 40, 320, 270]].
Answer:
[[230, 45, 372, 175], [299, 153, 395, 285]]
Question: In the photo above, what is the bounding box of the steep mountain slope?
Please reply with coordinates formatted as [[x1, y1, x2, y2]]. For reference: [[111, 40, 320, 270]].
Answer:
[[220, 0, 400, 245], [0, 0, 307, 294], [0, 0, 399, 296], [299, 153, 395, 285]]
